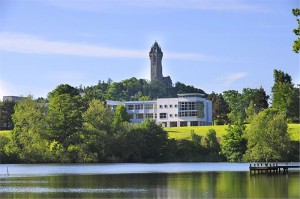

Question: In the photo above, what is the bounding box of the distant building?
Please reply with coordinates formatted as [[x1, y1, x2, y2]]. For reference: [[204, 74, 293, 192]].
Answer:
[[2, 96, 26, 102], [107, 93, 212, 127], [149, 42, 172, 87]]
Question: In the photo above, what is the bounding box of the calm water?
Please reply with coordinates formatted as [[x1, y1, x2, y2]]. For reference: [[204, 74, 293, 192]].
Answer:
[[0, 163, 299, 198]]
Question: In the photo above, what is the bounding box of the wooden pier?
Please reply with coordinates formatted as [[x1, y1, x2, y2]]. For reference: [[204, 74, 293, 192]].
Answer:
[[249, 163, 300, 174]]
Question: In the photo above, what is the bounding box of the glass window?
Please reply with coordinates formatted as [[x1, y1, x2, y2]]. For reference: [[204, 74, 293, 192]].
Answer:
[[135, 104, 143, 110], [137, 113, 144, 119], [145, 113, 153, 118], [160, 113, 167, 119], [144, 104, 154, 109], [128, 105, 134, 110]]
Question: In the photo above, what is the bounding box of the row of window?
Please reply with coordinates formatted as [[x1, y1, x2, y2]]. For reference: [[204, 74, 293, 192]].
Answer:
[[179, 111, 198, 117], [128, 113, 157, 119], [127, 104, 155, 110], [129, 112, 203, 119], [179, 102, 204, 111], [159, 104, 178, 109], [160, 113, 178, 119]]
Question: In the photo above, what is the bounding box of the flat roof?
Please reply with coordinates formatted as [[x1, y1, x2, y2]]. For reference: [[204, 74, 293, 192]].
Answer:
[[177, 93, 205, 97]]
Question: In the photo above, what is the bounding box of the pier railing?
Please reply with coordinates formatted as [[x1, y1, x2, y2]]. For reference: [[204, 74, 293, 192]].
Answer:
[[249, 163, 300, 174]]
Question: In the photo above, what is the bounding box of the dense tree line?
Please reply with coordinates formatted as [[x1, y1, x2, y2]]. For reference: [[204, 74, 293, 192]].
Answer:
[[0, 68, 299, 163], [0, 86, 223, 163]]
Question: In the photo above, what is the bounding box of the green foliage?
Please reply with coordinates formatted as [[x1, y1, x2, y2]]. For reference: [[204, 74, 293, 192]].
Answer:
[[139, 119, 168, 162], [82, 78, 206, 102], [47, 85, 85, 147], [48, 84, 80, 98], [113, 105, 130, 128], [12, 97, 51, 163], [244, 108, 290, 162], [271, 69, 298, 121], [83, 100, 113, 133], [204, 129, 222, 161], [245, 101, 256, 123], [223, 88, 269, 124], [252, 87, 269, 114], [0, 100, 16, 130], [223, 90, 246, 123], [221, 124, 246, 162], [207, 92, 229, 124], [292, 8, 300, 53], [0, 135, 11, 163], [82, 99, 113, 162]]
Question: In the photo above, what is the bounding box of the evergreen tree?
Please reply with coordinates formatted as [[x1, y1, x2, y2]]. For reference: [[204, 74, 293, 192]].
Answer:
[[271, 69, 295, 120]]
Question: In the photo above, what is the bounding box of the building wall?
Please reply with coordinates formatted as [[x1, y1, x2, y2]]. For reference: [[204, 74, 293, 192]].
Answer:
[[106, 94, 212, 127]]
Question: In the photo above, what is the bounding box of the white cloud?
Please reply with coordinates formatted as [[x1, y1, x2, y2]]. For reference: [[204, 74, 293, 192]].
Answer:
[[46, 0, 265, 12], [0, 32, 145, 58], [218, 72, 247, 86], [0, 32, 224, 61]]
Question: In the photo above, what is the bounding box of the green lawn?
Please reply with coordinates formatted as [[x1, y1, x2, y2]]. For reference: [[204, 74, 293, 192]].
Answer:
[[165, 125, 228, 140], [165, 123, 300, 141], [0, 130, 12, 139]]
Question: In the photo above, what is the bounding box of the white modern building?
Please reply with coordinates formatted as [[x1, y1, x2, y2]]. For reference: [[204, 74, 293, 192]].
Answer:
[[107, 93, 212, 127]]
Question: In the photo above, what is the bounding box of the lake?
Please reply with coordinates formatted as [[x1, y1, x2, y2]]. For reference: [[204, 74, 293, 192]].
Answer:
[[0, 163, 299, 198]]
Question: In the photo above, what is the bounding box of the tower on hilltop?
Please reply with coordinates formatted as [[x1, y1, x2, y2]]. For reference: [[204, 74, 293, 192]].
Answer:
[[149, 41, 172, 87]]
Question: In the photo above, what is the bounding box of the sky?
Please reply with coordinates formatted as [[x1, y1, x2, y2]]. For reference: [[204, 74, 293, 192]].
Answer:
[[0, 0, 299, 100]]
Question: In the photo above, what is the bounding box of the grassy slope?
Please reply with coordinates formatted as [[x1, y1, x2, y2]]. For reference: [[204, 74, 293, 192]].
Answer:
[[166, 123, 300, 141]]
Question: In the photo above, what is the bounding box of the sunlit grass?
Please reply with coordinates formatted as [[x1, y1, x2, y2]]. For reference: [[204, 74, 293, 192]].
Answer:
[[166, 123, 300, 141], [165, 125, 228, 140], [0, 130, 12, 139]]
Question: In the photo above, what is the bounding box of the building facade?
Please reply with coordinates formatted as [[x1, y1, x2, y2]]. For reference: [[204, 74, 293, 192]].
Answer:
[[107, 93, 212, 127], [149, 42, 172, 87]]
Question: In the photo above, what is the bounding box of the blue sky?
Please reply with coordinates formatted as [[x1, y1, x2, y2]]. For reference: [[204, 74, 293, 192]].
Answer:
[[0, 0, 299, 100]]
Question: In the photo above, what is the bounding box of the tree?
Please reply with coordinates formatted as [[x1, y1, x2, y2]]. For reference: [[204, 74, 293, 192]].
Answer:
[[207, 92, 229, 124], [48, 84, 80, 98], [223, 90, 246, 123], [292, 8, 300, 53], [139, 119, 168, 162], [245, 101, 256, 123], [82, 99, 114, 162], [271, 69, 295, 120], [204, 129, 222, 161], [221, 124, 247, 162], [47, 85, 85, 148], [223, 88, 269, 124], [0, 100, 16, 130], [244, 108, 290, 162], [113, 105, 130, 127], [12, 97, 51, 162], [252, 87, 269, 114], [290, 86, 300, 122]]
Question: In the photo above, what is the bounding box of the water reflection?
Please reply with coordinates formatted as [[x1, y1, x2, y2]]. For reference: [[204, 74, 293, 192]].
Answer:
[[0, 164, 299, 198]]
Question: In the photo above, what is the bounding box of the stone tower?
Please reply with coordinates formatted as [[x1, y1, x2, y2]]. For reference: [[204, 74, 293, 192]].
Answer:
[[149, 42, 172, 86]]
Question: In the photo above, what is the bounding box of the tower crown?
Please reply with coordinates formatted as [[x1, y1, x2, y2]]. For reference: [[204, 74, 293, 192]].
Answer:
[[149, 41, 163, 54]]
